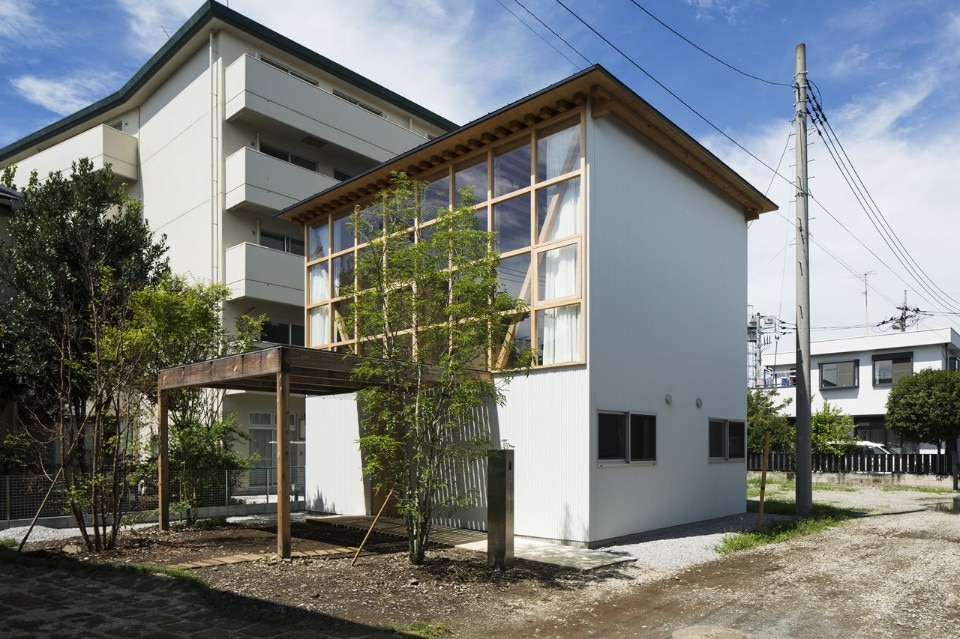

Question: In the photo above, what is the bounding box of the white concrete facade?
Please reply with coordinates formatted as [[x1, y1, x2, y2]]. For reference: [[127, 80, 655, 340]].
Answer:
[[762, 328, 960, 450], [295, 68, 776, 546], [0, 2, 454, 457]]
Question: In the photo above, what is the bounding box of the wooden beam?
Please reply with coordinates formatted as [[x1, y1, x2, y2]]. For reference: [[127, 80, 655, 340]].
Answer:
[[276, 369, 291, 559], [158, 390, 170, 531]]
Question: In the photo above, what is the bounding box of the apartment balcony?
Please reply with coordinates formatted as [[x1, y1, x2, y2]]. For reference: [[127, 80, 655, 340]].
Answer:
[[12, 124, 138, 183], [224, 242, 303, 306], [225, 147, 338, 214], [224, 54, 429, 164]]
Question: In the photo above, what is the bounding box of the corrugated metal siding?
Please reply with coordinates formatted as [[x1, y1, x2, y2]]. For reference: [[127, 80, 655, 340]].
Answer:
[[496, 366, 590, 543], [304, 394, 368, 515]]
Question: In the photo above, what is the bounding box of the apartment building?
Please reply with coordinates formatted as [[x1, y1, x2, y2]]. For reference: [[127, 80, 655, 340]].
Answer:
[[760, 327, 960, 451], [0, 1, 455, 466]]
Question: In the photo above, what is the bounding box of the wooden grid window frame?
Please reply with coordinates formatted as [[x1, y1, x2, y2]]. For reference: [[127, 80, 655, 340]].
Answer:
[[303, 110, 587, 370]]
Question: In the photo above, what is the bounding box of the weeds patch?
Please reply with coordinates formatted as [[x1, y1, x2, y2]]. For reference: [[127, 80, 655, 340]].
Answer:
[[718, 500, 862, 554]]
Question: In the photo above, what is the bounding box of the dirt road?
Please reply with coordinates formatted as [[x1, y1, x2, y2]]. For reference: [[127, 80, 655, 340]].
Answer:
[[478, 488, 960, 639]]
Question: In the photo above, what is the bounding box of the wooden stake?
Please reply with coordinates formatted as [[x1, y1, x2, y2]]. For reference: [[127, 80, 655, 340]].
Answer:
[[352, 486, 394, 566], [758, 428, 771, 530]]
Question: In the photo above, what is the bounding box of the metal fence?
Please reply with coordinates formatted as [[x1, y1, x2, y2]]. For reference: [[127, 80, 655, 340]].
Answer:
[[1, 467, 305, 524], [747, 453, 954, 476]]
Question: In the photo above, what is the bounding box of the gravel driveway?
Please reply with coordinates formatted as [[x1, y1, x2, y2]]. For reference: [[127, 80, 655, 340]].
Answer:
[[509, 485, 960, 639]]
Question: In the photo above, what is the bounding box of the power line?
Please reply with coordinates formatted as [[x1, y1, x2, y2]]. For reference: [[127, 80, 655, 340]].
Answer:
[[496, 0, 588, 70], [625, 0, 793, 88], [808, 81, 960, 314], [551, 0, 788, 180]]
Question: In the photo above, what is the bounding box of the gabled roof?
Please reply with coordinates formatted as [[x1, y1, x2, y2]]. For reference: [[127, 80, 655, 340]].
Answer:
[[0, 1, 457, 165], [277, 65, 778, 224]]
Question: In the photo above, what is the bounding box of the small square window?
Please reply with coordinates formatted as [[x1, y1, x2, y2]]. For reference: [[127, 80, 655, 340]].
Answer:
[[709, 419, 745, 461], [598, 411, 656, 463], [820, 360, 859, 389], [872, 353, 912, 386]]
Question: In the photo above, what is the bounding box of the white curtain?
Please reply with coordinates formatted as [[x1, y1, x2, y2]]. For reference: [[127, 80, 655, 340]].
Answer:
[[538, 125, 580, 365], [541, 305, 579, 365], [542, 125, 579, 180], [309, 306, 330, 347], [539, 177, 579, 243], [309, 263, 329, 304]]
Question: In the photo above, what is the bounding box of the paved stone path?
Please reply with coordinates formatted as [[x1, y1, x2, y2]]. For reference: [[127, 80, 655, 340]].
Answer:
[[0, 556, 404, 638]]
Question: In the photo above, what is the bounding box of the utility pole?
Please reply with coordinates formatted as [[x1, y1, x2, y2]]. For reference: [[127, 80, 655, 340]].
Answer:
[[794, 43, 813, 517]]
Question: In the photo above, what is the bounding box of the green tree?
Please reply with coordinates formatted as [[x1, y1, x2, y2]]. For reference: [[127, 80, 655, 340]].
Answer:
[[0, 159, 168, 550], [811, 398, 856, 454], [887, 369, 960, 455], [747, 388, 794, 453], [125, 274, 264, 522], [346, 173, 529, 565]]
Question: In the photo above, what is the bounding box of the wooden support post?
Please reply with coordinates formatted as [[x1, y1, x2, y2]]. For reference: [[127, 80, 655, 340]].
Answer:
[[276, 369, 291, 558], [757, 429, 771, 530], [158, 390, 170, 531]]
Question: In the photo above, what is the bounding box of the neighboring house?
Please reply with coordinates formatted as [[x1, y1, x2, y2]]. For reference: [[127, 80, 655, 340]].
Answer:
[[279, 66, 777, 546], [759, 327, 960, 451], [0, 185, 20, 442], [0, 1, 455, 467]]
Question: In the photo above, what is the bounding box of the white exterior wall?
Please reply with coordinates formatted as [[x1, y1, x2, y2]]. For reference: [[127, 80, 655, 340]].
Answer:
[[585, 114, 748, 541], [138, 41, 217, 281], [495, 367, 591, 543], [304, 394, 368, 515]]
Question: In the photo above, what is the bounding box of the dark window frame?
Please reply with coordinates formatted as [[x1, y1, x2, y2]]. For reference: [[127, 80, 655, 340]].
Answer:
[[709, 419, 745, 461], [261, 320, 305, 347], [598, 411, 656, 465], [872, 352, 913, 387], [819, 359, 859, 390]]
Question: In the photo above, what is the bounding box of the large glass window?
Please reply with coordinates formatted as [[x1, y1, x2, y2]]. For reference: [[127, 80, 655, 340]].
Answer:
[[305, 114, 585, 368], [308, 223, 329, 260], [333, 215, 354, 253], [537, 177, 580, 242], [873, 353, 912, 386], [494, 142, 531, 197], [598, 412, 656, 463], [538, 244, 578, 301], [820, 360, 858, 389], [497, 253, 531, 302], [493, 194, 531, 254], [455, 159, 488, 205], [537, 304, 579, 365], [537, 120, 580, 181], [309, 263, 329, 304]]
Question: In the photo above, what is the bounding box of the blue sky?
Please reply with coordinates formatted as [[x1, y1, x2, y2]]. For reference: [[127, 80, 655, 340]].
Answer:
[[2, 0, 959, 349]]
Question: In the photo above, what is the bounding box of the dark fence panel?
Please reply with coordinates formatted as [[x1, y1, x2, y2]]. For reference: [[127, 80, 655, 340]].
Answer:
[[748, 453, 953, 476], [2, 467, 306, 523]]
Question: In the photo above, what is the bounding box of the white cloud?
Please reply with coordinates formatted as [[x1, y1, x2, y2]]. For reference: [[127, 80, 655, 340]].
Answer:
[[710, 66, 960, 339], [0, 0, 57, 49], [11, 72, 121, 116], [115, 0, 198, 56]]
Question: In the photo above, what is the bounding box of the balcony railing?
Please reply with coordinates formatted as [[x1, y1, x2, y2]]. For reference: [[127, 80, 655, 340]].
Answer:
[[12, 124, 138, 183], [224, 147, 338, 214], [224, 242, 303, 306], [224, 54, 429, 163]]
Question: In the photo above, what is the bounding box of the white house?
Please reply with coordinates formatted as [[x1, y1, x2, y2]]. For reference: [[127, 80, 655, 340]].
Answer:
[[279, 66, 778, 546], [0, 1, 454, 466], [760, 327, 960, 451]]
